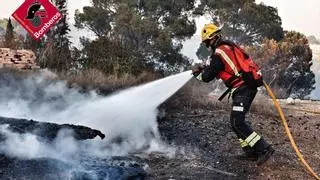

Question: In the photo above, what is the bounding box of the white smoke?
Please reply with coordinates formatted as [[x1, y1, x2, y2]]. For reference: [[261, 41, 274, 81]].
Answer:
[[0, 69, 192, 158], [0, 125, 46, 159], [0, 125, 81, 160]]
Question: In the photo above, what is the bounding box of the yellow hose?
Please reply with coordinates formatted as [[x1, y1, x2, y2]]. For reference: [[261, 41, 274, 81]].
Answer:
[[263, 81, 320, 180]]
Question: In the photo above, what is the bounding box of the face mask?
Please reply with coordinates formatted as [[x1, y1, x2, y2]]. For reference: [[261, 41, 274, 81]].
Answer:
[[203, 39, 211, 48]]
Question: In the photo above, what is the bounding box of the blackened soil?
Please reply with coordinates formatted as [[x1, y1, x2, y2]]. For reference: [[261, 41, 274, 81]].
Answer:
[[148, 106, 320, 180]]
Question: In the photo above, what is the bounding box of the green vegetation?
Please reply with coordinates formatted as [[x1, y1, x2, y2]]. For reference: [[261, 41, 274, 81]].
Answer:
[[39, 0, 72, 70], [74, 0, 196, 75], [4, 18, 15, 49], [0, 19, 7, 31], [197, 0, 283, 44]]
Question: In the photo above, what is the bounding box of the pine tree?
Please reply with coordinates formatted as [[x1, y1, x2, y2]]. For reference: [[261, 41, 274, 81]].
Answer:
[[75, 0, 197, 74], [197, 0, 283, 45], [4, 17, 16, 49], [247, 32, 315, 98]]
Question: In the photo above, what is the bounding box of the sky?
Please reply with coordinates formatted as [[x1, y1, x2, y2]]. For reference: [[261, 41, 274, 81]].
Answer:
[[256, 0, 320, 38]]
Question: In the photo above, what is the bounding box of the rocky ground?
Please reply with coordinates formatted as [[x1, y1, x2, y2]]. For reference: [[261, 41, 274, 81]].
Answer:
[[147, 99, 320, 180]]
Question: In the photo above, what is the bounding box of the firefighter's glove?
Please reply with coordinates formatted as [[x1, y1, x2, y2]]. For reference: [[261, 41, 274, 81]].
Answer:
[[192, 65, 204, 81]]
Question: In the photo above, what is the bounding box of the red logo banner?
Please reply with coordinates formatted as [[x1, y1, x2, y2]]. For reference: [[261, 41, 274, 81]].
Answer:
[[12, 0, 62, 40]]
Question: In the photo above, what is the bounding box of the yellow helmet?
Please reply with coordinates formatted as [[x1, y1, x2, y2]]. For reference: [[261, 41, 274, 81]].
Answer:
[[201, 23, 221, 42]]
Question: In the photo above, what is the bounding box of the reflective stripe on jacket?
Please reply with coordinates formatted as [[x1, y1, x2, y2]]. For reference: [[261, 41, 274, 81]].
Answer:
[[215, 44, 244, 88]]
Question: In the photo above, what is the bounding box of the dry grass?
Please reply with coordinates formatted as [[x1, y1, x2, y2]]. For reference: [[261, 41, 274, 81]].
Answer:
[[163, 79, 227, 112], [58, 69, 161, 95], [165, 79, 278, 117], [250, 92, 278, 116], [0, 67, 161, 96], [61, 70, 227, 111]]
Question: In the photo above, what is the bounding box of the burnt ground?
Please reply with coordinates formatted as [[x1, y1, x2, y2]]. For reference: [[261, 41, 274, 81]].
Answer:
[[147, 102, 320, 180], [0, 117, 147, 179], [1, 106, 318, 180], [0, 70, 319, 179]]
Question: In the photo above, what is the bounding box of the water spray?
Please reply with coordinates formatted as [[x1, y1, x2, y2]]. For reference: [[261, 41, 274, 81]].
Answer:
[[0, 70, 193, 157]]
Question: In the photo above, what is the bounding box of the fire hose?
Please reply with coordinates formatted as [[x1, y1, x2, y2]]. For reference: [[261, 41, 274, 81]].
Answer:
[[263, 81, 320, 180]]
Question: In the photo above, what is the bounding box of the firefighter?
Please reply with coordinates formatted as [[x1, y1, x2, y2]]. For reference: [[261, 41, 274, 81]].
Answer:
[[192, 23, 274, 165]]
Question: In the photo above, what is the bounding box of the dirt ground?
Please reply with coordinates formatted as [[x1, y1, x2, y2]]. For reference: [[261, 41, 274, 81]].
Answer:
[[147, 99, 320, 180]]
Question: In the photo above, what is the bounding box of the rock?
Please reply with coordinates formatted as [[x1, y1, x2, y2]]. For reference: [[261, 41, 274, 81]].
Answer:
[[286, 97, 295, 105], [0, 48, 40, 70], [294, 98, 302, 103]]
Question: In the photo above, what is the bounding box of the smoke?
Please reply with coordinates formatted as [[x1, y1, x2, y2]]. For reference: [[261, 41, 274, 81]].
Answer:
[[0, 125, 80, 160], [0, 70, 99, 120], [0, 124, 46, 159], [0, 69, 192, 158]]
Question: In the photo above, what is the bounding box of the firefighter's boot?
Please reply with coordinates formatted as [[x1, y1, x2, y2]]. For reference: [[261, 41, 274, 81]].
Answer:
[[235, 147, 259, 161], [253, 139, 275, 165]]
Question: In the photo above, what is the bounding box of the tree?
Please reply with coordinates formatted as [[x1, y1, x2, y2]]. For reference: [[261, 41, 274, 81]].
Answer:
[[39, 0, 71, 70], [0, 19, 7, 46], [0, 19, 7, 29], [246, 32, 315, 98], [277, 32, 315, 98], [24, 34, 38, 52], [194, 1, 284, 61], [198, 1, 283, 45], [0, 26, 4, 47], [4, 17, 16, 49], [74, 2, 114, 38], [75, 0, 197, 75]]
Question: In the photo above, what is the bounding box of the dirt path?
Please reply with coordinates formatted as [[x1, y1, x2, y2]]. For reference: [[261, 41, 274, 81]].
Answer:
[[147, 101, 320, 179]]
